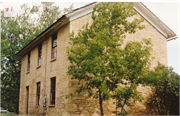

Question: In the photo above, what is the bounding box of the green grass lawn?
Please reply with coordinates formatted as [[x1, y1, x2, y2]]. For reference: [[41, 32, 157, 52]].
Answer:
[[0, 113, 15, 116]]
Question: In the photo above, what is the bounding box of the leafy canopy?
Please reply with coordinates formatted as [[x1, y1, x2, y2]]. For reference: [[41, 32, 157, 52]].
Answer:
[[67, 2, 152, 115]]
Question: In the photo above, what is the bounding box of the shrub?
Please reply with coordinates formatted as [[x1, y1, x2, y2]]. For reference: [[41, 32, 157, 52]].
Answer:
[[146, 64, 179, 115]]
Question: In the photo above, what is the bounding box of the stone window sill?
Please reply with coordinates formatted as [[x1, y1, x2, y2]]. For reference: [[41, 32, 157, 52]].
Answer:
[[50, 58, 56, 62], [26, 71, 30, 74], [49, 105, 55, 107], [36, 65, 41, 69]]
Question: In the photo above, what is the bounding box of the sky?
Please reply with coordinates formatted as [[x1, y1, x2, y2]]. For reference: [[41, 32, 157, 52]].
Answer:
[[0, 0, 179, 74]]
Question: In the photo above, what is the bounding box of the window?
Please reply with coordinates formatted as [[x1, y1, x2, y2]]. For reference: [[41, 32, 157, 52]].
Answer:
[[52, 33, 57, 59], [38, 44, 42, 66], [26, 86, 29, 114], [27, 52, 31, 71], [50, 77, 56, 105], [36, 82, 40, 105]]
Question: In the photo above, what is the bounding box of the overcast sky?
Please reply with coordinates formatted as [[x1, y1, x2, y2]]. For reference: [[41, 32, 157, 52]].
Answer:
[[1, 0, 179, 74]]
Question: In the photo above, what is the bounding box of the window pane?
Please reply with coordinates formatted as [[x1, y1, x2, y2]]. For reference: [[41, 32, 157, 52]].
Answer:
[[53, 47, 57, 58], [52, 33, 57, 59], [38, 44, 42, 66], [50, 77, 56, 105], [53, 39, 57, 47], [52, 92, 55, 104], [27, 52, 30, 71], [39, 49, 42, 57], [28, 52, 31, 63], [37, 82, 40, 105], [38, 58, 41, 66], [38, 44, 42, 57]]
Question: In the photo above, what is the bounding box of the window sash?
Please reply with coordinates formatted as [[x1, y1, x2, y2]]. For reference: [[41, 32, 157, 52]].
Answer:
[[52, 33, 57, 59], [52, 47, 57, 58], [38, 44, 42, 66], [27, 52, 30, 71], [36, 82, 40, 105], [28, 54, 30, 63], [39, 49, 42, 57], [53, 39, 57, 47], [38, 58, 41, 66], [50, 77, 56, 105], [36, 95, 40, 105]]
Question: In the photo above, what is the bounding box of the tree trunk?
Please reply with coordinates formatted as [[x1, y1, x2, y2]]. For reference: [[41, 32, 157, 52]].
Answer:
[[99, 90, 104, 116]]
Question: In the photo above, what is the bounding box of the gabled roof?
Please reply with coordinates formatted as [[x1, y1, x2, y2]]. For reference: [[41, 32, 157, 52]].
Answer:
[[16, 2, 177, 57], [133, 2, 177, 40]]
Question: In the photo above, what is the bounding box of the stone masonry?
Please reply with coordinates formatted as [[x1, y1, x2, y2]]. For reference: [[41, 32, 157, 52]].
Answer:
[[19, 8, 167, 116]]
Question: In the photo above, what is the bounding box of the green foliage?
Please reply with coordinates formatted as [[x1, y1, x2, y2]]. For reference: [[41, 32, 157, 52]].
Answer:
[[67, 2, 152, 115], [0, 113, 16, 116], [145, 63, 179, 115], [1, 8, 33, 112], [112, 38, 152, 115], [1, 2, 73, 113], [30, 2, 73, 35]]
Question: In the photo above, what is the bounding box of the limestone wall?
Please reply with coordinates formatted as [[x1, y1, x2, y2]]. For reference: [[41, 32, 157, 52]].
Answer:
[[67, 11, 167, 115], [19, 23, 70, 115]]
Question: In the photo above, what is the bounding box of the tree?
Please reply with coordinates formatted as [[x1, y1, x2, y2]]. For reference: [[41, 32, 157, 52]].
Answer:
[[1, 4, 34, 112], [145, 63, 179, 115], [112, 38, 152, 115], [30, 2, 73, 36], [66, 2, 152, 115], [1, 2, 73, 113]]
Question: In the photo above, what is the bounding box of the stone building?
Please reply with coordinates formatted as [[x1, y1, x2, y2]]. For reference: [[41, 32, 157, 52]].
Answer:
[[16, 2, 177, 115]]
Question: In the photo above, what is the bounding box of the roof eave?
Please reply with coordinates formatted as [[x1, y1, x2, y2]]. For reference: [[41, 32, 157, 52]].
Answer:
[[66, 2, 97, 21], [16, 2, 98, 57], [133, 2, 177, 39], [16, 15, 69, 57]]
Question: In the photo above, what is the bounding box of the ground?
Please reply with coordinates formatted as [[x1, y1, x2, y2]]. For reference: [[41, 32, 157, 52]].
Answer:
[[0, 113, 15, 116]]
